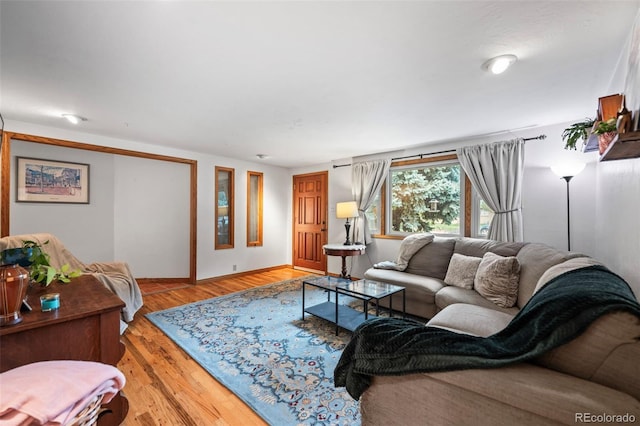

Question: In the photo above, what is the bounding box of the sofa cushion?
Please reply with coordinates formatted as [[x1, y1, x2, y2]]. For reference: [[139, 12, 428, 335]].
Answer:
[[435, 285, 520, 315], [453, 238, 525, 258], [474, 252, 521, 308], [427, 304, 514, 337], [405, 237, 456, 280], [364, 268, 445, 319], [443, 253, 482, 289]]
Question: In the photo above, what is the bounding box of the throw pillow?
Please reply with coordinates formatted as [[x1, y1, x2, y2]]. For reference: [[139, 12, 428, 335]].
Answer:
[[373, 232, 434, 271], [394, 232, 434, 270], [474, 252, 521, 308], [443, 253, 482, 289]]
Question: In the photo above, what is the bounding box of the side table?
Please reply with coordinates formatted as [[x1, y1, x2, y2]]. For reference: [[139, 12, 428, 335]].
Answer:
[[0, 275, 129, 426], [323, 243, 366, 278]]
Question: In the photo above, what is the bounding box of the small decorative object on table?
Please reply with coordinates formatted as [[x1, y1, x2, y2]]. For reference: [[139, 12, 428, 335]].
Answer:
[[40, 293, 61, 312], [0, 264, 29, 326]]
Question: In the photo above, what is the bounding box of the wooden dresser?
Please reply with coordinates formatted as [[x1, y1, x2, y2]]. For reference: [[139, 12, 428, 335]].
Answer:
[[0, 275, 129, 425]]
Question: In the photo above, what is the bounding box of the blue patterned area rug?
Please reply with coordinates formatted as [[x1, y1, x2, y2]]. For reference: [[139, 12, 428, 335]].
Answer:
[[146, 277, 360, 425]]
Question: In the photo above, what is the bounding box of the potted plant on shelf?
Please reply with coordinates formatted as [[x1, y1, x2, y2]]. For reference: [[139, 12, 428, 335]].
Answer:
[[593, 118, 618, 154], [561, 118, 595, 150]]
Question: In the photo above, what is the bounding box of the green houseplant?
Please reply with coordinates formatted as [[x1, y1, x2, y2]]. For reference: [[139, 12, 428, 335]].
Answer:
[[593, 118, 618, 154], [15, 240, 81, 286], [593, 118, 618, 134], [561, 118, 595, 150]]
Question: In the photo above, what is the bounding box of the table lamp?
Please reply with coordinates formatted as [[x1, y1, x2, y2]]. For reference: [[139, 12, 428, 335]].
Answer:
[[336, 201, 359, 245]]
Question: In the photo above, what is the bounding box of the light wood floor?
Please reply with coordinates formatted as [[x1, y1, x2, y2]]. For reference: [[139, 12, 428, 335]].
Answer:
[[119, 268, 314, 426]]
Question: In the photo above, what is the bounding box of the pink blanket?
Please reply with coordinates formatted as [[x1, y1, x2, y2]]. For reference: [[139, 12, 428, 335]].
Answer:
[[0, 361, 125, 425]]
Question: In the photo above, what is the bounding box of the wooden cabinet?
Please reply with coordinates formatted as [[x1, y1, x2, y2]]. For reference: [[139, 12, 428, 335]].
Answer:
[[0, 275, 128, 425], [600, 131, 640, 161]]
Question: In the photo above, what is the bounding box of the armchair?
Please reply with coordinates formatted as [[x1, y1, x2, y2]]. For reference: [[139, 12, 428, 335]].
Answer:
[[0, 233, 143, 333]]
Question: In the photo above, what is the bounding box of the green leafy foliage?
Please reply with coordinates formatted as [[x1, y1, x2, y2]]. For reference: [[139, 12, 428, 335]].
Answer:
[[391, 165, 460, 233], [593, 118, 617, 134], [21, 240, 81, 286], [561, 118, 595, 150]]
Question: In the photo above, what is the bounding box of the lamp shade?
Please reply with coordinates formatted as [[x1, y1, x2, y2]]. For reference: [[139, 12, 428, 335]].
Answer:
[[336, 201, 359, 219], [550, 162, 586, 178]]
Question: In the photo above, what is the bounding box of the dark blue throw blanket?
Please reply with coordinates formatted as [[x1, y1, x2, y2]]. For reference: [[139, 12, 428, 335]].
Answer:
[[334, 265, 640, 400]]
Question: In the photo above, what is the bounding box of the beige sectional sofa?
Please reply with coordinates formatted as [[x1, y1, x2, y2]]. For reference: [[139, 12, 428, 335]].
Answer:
[[358, 237, 640, 425]]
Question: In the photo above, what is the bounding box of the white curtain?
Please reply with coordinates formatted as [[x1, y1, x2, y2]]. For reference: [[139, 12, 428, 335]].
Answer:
[[457, 138, 525, 242], [351, 159, 391, 245]]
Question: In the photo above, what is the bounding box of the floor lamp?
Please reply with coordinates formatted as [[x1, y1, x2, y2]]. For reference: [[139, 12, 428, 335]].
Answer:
[[550, 162, 585, 251]]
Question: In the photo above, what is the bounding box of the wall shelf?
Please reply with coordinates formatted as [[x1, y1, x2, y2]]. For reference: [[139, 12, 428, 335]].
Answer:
[[600, 131, 640, 161]]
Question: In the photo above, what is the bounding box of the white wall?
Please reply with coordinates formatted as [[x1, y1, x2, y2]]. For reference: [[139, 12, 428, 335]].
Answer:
[[594, 10, 640, 298], [9, 140, 116, 262], [196, 156, 292, 279], [595, 160, 640, 297], [8, 137, 191, 278], [4, 120, 292, 281], [113, 155, 191, 277]]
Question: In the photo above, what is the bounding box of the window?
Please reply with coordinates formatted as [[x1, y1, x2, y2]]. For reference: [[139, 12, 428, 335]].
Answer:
[[247, 171, 263, 247], [215, 166, 234, 249], [390, 161, 462, 236], [367, 155, 475, 238], [477, 199, 494, 238]]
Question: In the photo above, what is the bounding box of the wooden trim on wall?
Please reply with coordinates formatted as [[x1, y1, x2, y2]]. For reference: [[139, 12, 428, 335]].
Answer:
[[464, 175, 472, 237], [391, 153, 458, 168], [0, 131, 198, 284], [1, 132, 11, 236]]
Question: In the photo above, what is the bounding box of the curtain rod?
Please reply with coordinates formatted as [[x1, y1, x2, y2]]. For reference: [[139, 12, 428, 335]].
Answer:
[[332, 134, 547, 168]]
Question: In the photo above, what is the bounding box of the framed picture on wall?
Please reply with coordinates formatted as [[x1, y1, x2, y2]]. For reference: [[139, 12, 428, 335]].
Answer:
[[16, 157, 90, 204]]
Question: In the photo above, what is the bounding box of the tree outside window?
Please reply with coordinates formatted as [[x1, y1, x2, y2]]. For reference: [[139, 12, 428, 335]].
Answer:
[[390, 163, 461, 235]]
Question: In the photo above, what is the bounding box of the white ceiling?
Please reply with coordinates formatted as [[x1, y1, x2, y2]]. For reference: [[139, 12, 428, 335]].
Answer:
[[1, 1, 639, 168]]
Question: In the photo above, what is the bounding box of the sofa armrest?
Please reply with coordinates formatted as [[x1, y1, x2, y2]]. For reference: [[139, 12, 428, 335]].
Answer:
[[360, 364, 640, 426], [533, 310, 640, 400]]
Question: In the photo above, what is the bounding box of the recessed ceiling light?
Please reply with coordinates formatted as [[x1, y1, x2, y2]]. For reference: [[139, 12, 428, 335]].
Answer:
[[256, 154, 268, 160], [62, 114, 87, 124], [482, 54, 518, 75]]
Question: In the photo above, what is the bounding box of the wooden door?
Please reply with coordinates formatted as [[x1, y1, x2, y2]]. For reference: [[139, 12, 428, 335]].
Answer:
[[292, 172, 328, 273]]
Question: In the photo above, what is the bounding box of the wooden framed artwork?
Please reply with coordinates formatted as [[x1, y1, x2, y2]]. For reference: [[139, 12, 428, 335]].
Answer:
[[16, 157, 90, 204]]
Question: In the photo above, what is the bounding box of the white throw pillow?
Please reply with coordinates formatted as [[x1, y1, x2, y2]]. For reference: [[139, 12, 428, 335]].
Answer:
[[444, 253, 482, 289]]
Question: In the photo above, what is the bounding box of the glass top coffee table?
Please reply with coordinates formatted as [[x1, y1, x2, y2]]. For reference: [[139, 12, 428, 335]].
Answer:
[[302, 276, 405, 335]]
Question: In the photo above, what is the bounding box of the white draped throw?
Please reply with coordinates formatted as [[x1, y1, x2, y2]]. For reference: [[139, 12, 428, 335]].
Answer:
[[457, 138, 525, 242], [351, 159, 391, 245]]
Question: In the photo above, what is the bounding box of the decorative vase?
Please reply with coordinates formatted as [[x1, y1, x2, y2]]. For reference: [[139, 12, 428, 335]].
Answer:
[[1, 247, 34, 267], [598, 132, 617, 155], [0, 264, 29, 326]]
